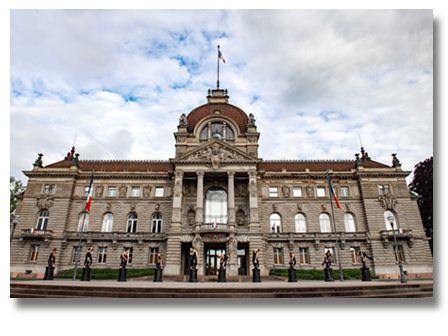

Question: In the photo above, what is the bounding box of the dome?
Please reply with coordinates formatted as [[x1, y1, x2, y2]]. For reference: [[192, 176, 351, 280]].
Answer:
[[186, 103, 249, 134]]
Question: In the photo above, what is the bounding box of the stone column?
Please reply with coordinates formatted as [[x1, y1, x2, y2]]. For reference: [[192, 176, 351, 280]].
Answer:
[[170, 170, 183, 232], [248, 169, 259, 227], [196, 171, 204, 226], [227, 171, 235, 229]]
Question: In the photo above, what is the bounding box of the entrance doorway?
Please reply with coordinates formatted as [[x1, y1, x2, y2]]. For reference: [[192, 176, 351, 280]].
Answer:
[[181, 243, 192, 275], [205, 245, 226, 275], [238, 244, 248, 275]]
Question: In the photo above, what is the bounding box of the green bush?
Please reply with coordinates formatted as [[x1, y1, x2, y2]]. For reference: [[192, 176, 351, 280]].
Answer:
[[55, 268, 155, 280], [269, 268, 378, 280]]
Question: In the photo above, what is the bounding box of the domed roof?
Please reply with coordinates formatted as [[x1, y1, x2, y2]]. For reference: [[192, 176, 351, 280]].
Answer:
[[186, 103, 249, 134]]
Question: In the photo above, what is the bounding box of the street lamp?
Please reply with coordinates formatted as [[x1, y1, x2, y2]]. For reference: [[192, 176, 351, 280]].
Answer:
[[10, 215, 20, 244], [387, 214, 407, 284]]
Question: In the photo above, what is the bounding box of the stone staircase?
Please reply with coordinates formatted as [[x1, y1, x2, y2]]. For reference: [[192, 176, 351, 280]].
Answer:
[[10, 281, 433, 298]]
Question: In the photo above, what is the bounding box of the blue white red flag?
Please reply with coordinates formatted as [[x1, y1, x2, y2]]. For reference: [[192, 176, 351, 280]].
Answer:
[[327, 172, 341, 209], [30, 228, 34, 233], [398, 228, 403, 234], [86, 170, 94, 211], [211, 221, 218, 229], [218, 50, 225, 63]]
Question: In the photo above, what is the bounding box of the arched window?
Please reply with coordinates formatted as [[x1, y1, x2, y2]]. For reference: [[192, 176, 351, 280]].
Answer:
[[199, 122, 235, 140], [102, 213, 114, 232], [127, 213, 138, 233], [205, 187, 228, 224], [344, 213, 356, 232], [152, 214, 162, 233], [270, 213, 281, 233], [319, 213, 331, 232], [384, 211, 398, 231], [36, 210, 49, 230], [77, 212, 89, 232], [295, 213, 307, 232]]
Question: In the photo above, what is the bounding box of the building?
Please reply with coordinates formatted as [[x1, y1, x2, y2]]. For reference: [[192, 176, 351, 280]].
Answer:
[[10, 88, 433, 279]]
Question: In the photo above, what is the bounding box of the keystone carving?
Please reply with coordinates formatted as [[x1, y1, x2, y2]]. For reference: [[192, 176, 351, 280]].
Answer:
[[378, 194, 397, 210], [36, 195, 54, 209]]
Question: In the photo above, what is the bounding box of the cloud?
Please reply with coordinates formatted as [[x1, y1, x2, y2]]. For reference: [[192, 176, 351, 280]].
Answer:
[[10, 9, 433, 185]]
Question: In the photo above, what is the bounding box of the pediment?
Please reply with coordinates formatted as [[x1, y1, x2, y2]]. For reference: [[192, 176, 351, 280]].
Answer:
[[171, 140, 260, 168]]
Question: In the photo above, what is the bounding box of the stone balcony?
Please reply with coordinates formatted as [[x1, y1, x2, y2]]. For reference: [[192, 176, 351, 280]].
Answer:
[[20, 229, 54, 238]]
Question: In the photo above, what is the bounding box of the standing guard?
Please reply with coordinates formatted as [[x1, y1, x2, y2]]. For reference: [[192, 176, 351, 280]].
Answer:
[[288, 252, 297, 282], [81, 247, 94, 281]]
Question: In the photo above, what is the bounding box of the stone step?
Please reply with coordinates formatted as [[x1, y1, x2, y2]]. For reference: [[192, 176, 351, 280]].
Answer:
[[10, 282, 433, 298]]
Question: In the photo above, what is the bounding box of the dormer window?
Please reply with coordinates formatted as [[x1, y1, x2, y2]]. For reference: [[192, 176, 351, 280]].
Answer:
[[200, 122, 235, 141]]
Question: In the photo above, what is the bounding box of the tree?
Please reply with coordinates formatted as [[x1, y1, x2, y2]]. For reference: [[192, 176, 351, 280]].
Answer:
[[10, 176, 26, 223], [408, 157, 433, 255]]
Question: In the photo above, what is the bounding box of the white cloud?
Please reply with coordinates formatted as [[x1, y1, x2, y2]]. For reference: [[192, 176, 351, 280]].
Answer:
[[10, 9, 433, 185]]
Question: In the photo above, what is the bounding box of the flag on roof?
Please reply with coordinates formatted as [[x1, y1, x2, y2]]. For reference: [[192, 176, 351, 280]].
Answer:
[[86, 170, 94, 211], [327, 172, 341, 209], [218, 49, 225, 63]]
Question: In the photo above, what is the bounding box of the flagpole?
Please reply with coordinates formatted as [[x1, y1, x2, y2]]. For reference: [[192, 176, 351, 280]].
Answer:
[[217, 45, 220, 89], [73, 207, 87, 281], [326, 167, 344, 281]]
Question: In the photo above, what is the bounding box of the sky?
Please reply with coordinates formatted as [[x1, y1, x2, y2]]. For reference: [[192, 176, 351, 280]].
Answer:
[[10, 9, 433, 184]]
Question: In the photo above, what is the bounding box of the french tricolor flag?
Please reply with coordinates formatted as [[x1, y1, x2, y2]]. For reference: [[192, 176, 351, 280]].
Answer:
[[398, 228, 403, 234], [218, 50, 225, 63], [211, 221, 218, 229], [327, 172, 341, 209], [85, 170, 94, 212]]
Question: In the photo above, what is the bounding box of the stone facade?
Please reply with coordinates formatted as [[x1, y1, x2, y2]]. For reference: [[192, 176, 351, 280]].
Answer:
[[11, 89, 433, 279]]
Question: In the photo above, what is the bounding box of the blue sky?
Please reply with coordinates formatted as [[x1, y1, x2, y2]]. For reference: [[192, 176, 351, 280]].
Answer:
[[10, 9, 433, 184]]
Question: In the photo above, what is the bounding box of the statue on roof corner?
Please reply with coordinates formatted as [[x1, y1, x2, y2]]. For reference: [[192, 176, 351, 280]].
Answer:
[[179, 113, 187, 127], [34, 153, 44, 167], [248, 113, 256, 127], [391, 153, 401, 167]]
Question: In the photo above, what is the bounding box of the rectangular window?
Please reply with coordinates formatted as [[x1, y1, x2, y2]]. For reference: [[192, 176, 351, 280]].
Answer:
[[108, 187, 116, 197], [379, 185, 390, 195], [98, 248, 107, 264], [72, 247, 82, 263], [273, 248, 283, 265], [394, 245, 405, 262], [299, 248, 309, 264], [269, 187, 278, 197], [44, 184, 51, 194], [350, 247, 360, 264], [293, 187, 302, 197], [155, 187, 164, 197], [317, 187, 326, 197], [131, 187, 140, 197], [125, 248, 133, 265], [83, 186, 89, 196], [30, 245, 39, 261], [49, 185, 55, 195], [341, 187, 349, 197], [149, 248, 158, 264]]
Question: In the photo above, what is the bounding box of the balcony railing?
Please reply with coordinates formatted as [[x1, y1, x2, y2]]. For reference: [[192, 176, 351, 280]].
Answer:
[[20, 229, 53, 237]]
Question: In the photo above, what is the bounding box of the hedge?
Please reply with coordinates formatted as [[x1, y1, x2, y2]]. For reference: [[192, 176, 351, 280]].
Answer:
[[55, 268, 155, 280], [269, 268, 379, 280]]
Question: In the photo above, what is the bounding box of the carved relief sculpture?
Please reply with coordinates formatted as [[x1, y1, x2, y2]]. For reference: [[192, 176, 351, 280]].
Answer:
[[378, 194, 397, 210], [95, 185, 104, 198], [37, 195, 54, 209], [143, 185, 152, 198], [282, 186, 290, 198], [118, 186, 128, 198], [235, 183, 248, 197], [306, 186, 314, 198]]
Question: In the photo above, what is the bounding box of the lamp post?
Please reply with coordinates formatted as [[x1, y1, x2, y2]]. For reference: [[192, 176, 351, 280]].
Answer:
[[10, 215, 20, 244], [387, 215, 407, 284]]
